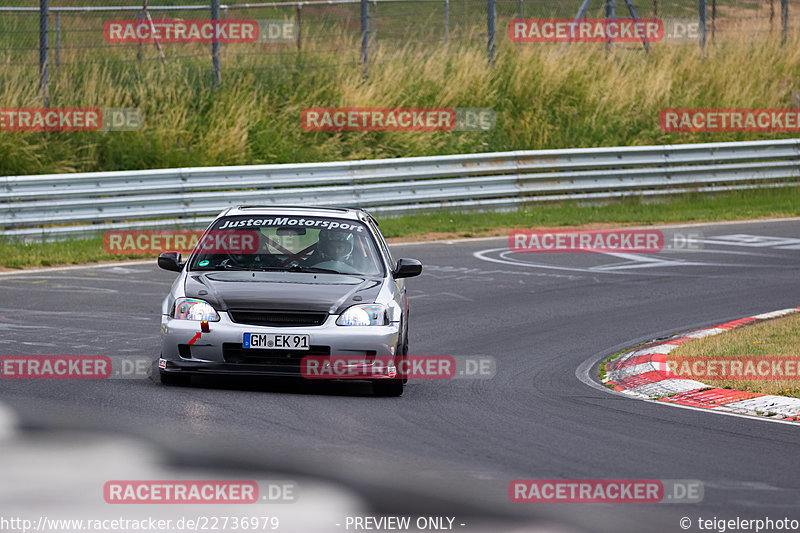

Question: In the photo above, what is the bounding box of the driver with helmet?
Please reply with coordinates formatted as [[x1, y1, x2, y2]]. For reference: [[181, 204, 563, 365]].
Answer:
[[309, 229, 356, 272]]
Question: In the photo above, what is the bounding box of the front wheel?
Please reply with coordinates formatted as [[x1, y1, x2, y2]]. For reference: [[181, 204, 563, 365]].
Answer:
[[372, 379, 404, 397], [398, 326, 409, 384]]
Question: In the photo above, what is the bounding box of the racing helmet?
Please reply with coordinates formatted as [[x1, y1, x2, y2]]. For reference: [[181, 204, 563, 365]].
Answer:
[[317, 229, 354, 261]]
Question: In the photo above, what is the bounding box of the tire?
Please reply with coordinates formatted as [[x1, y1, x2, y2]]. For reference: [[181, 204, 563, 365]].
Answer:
[[401, 308, 410, 384], [373, 379, 404, 397], [400, 344, 409, 385], [159, 371, 191, 386]]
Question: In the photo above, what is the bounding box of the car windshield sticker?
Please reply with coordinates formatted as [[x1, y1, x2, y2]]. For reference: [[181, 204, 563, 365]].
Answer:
[[216, 217, 365, 232]]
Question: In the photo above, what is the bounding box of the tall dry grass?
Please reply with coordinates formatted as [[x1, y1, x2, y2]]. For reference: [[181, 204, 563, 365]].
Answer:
[[1, 30, 799, 175]]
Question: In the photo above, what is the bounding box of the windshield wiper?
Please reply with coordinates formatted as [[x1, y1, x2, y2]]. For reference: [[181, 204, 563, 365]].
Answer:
[[217, 264, 350, 274], [286, 264, 344, 274], [217, 263, 251, 271]]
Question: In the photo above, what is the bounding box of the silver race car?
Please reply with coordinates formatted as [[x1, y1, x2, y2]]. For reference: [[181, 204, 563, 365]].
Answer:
[[157, 206, 422, 396]]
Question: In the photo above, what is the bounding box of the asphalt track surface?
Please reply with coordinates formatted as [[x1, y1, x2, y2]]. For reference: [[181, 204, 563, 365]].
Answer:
[[2, 218, 800, 532]]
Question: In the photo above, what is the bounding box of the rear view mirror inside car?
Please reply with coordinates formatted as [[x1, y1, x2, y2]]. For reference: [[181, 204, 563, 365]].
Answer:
[[277, 227, 307, 236]]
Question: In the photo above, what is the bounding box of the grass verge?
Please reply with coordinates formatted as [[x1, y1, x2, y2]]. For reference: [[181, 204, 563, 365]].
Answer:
[[0, 236, 143, 270], [666, 313, 800, 399], [3, 184, 800, 269]]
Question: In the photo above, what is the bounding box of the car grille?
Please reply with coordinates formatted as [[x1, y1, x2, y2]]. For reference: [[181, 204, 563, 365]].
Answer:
[[228, 310, 328, 327], [222, 343, 330, 367]]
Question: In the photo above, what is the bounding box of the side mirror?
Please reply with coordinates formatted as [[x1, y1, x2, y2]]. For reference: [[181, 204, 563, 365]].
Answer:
[[393, 258, 422, 279], [158, 252, 183, 272]]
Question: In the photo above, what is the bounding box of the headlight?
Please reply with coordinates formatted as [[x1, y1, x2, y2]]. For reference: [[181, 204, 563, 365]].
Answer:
[[336, 304, 389, 326], [172, 298, 220, 322]]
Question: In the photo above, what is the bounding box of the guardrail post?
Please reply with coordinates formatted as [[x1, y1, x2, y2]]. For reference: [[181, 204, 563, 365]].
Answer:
[[211, 0, 221, 88], [605, 0, 615, 18], [605, 0, 616, 48], [371, 0, 377, 54], [54, 11, 60, 68], [711, 0, 715, 42], [39, 0, 49, 106], [698, 0, 707, 49], [360, 0, 369, 77], [781, 0, 788, 45], [570, 0, 592, 42], [137, 9, 144, 61], [444, 0, 450, 50], [770, 0, 774, 31], [296, 6, 302, 51], [487, 0, 496, 63]]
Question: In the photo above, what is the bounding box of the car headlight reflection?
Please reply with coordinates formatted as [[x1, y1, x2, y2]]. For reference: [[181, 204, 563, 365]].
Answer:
[[172, 298, 220, 321], [336, 304, 389, 326]]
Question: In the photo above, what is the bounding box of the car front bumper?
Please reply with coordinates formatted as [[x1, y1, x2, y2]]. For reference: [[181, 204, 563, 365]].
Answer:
[[160, 312, 401, 380]]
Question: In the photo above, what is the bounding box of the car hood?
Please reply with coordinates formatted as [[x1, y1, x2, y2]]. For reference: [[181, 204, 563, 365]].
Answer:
[[183, 271, 383, 315]]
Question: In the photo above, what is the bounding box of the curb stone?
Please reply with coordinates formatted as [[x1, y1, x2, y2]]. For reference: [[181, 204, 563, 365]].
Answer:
[[602, 308, 800, 422]]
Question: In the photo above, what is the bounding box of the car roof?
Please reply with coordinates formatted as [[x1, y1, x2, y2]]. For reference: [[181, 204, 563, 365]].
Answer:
[[220, 205, 378, 224]]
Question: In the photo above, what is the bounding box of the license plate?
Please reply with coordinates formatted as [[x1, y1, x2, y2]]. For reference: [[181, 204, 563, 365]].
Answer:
[[243, 333, 310, 350]]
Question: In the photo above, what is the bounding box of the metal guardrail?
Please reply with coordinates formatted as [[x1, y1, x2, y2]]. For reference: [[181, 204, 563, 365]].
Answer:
[[2, 138, 799, 240]]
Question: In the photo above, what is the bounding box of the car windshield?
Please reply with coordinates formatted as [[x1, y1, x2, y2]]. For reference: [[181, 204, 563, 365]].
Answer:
[[188, 215, 385, 276]]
